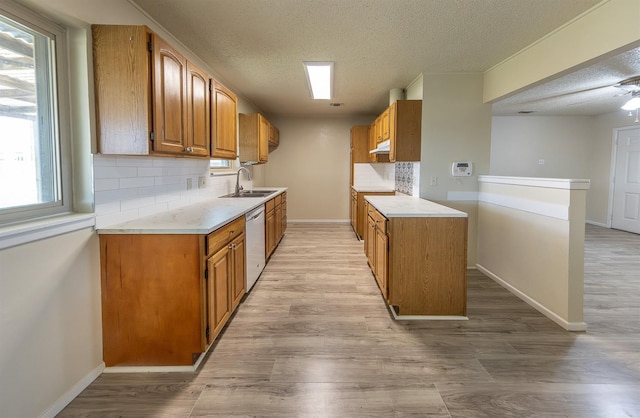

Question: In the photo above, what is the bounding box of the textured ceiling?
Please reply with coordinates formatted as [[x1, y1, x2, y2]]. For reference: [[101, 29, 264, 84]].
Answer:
[[131, 0, 611, 117]]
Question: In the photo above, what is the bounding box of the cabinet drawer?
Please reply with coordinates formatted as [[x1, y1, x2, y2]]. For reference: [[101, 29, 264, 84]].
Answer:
[[266, 198, 275, 213], [369, 207, 387, 233], [207, 216, 245, 256], [275, 193, 282, 206], [281, 191, 287, 204]]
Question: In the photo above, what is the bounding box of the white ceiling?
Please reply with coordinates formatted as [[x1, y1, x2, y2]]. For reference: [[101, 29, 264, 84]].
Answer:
[[130, 0, 639, 118]]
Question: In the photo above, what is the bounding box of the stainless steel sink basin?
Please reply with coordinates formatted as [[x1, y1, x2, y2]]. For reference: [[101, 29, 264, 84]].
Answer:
[[220, 190, 277, 198]]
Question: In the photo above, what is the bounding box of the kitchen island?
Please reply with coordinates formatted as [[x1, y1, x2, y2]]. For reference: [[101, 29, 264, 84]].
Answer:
[[97, 188, 286, 371], [364, 195, 468, 319]]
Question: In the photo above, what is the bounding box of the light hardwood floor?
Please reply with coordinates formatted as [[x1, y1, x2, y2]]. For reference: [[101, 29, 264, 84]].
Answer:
[[58, 223, 640, 417]]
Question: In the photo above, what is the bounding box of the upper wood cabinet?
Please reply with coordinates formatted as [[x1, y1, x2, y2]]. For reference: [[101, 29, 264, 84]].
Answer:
[[380, 107, 390, 141], [211, 80, 238, 159], [239, 113, 272, 164], [388, 100, 422, 162], [367, 100, 421, 162], [269, 125, 280, 147], [93, 25, 219, 158], [152, 34, 189, 154], [186, 61, 211, 156]]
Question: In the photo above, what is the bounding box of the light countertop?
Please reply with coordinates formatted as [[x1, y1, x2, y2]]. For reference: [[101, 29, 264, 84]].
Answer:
[[365, 195, 467, 218], [97, 188, 287, 234], [352, 185, 396, 193]]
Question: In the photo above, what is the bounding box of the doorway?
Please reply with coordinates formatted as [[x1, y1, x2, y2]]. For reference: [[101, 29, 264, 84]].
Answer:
[[611, 126, 640, 234]]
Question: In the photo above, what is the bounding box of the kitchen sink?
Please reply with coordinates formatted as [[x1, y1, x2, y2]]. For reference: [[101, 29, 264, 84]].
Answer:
[[220, 190, 277, 198]]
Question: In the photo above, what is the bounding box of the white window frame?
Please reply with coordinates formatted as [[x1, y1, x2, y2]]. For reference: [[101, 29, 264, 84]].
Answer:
[[0, 0, 72, 226]]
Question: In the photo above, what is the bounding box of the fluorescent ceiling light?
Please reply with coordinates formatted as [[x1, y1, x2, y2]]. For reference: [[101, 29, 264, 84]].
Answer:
[[303, 61, 333, 100], [621, 96, 640, 111]]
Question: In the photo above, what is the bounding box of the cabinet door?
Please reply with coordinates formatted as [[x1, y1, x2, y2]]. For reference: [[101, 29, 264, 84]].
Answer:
[[388, 101, 397, 162], [186, 61, 210, 156], [381, 108, 390, 140], [366, 215, 376, 267], [258, 115, 270, 162], [275, 204, 283, 244], [375, 225, 388, 299], [350, 194, 357, 232], [92, 25, 152, 155], [266, 209, 276, 258], [207, 245, 231, 344], [152, 34, 188, 154], [211, 81, 238, 159], [230, 235, 246, 311]]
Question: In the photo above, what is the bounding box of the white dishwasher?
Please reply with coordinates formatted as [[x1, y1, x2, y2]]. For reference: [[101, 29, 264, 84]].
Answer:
[[245, 205, 266, 292]]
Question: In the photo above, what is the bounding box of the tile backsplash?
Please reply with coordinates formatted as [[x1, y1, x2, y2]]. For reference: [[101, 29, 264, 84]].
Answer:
[[395, 162, 420, 196], [353, 162, 420, 197], [93, 154, 250, 228]]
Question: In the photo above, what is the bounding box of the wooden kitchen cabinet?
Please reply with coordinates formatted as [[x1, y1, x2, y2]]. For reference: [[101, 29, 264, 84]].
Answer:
[[265, 192, 287, 259], [367, 122, 389, 163], [239, 113, 271, 164], [364, 200, 467, 316], [99, 215, 246, 367], [186, 60, 211, 156], [351, 188, 395, 239], [93, 25, 210, 158], [269, 124, 280, 147], [387, 100, 421, 162], [211, 80, 238, 159], [380, 107, 390, 140]]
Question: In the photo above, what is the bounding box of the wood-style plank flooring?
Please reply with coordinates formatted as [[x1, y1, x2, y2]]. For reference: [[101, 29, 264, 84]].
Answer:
[[58, 223, 640, 417]]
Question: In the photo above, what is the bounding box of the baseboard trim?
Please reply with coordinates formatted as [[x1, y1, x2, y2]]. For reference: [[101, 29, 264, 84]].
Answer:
[[41, 362, 105, 418], [389, 305, 468, 321], [585, 220, 609, 228], [103, 341, 211, 374], [476, 263, 587, 332]]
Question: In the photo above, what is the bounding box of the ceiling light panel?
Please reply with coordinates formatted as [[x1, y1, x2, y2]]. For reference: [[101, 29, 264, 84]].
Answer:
[[303, 62, 333, 100]]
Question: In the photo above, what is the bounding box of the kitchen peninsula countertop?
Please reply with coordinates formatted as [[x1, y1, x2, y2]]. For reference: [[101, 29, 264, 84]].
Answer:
[[96, 188, 287, 235], [365, 195, 467, 218]]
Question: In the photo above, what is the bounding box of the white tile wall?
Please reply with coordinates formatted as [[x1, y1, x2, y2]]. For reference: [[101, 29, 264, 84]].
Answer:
[[353, 163, 395, 189], [93, 155, 251, 228]]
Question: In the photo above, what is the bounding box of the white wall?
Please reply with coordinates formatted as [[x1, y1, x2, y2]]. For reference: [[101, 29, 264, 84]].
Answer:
[[0, 1, 264, 417], [264, 116, 371, 221], [0, 228, 102, 418], [420, 73, 492, 266], [588, 111, 639, 225], [490, 115, 593, 178], [489, 113, 639, 226]]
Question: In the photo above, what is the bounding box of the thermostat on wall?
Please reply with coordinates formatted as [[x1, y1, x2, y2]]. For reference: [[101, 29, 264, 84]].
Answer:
[[451, 162, 473, 176]]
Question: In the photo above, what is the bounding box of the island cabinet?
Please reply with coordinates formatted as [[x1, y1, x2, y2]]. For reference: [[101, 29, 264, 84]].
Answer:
[[364, 196, 468, 317], [93, 25, 211, 157], [210, 80, 238, 159], [351, 187, 395, 239], [99, 215, 246, 367]]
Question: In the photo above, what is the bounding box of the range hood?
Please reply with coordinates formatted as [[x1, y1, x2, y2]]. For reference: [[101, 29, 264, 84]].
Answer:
[[369, 139, 390, 154]]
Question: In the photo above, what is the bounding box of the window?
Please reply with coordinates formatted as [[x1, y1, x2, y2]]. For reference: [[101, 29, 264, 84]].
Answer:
[[210, 159, 231, 169], [0, 3, 71, 225]]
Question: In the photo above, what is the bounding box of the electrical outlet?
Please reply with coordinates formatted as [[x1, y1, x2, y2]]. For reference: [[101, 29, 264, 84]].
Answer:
[[430, 176, 438, 186], [186, 178, 193, 190], [198, 176, 206, 188], [538, 159, 545, 165]]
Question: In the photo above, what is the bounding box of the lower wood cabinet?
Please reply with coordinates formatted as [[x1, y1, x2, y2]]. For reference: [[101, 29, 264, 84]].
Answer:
[[266, 192, 287, 259], [364, 201, 467, 316], [351, 188, 395, 239], [99, 215, 246, 367]]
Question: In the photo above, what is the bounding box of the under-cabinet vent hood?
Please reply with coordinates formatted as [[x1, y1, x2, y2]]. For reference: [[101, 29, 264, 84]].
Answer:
[[369, 139, 390, 154]]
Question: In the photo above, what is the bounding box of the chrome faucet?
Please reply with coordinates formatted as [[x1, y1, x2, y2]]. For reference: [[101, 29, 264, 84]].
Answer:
[[235, 166, 252, 196]]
